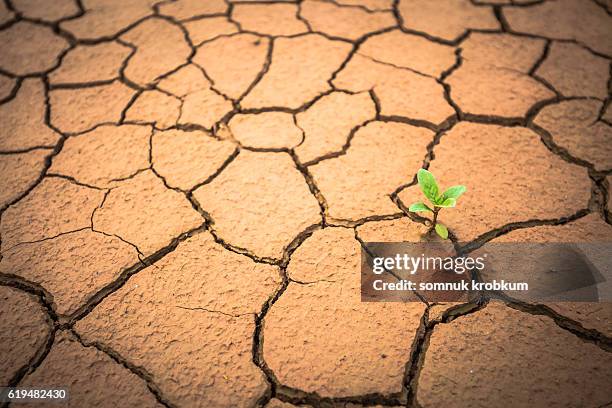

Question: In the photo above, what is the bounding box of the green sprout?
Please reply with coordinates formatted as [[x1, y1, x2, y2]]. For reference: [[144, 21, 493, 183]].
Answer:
[[408, 169, 466, 239]]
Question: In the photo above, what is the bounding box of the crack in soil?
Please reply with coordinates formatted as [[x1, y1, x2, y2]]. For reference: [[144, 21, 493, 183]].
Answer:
[[70, 329, 177, 408], [504, 299, 612, 352], [404, 299, 488, 408], [0, 277, 58, 408], [67, 223, 207, 325]]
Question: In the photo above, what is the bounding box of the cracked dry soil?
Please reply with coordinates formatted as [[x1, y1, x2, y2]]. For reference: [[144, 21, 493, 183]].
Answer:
[[0, 0, 611, 407]]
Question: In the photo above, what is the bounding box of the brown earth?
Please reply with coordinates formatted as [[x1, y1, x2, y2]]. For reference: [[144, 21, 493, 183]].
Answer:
[[0, 0, 611, 407]]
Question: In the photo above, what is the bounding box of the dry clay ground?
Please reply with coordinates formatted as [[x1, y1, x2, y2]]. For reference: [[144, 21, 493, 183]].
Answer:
[[0, 0, 612, 407]]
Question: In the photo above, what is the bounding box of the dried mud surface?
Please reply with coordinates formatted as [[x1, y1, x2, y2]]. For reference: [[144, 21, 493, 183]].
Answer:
[[0, 0, 611, 407]]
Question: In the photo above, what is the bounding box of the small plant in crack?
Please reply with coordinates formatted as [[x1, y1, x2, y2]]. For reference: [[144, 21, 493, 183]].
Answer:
[[408, 168, 466, 239]]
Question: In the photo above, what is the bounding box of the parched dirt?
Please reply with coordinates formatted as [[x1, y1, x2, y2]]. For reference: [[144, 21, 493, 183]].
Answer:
[[0, 0, 611, 407]]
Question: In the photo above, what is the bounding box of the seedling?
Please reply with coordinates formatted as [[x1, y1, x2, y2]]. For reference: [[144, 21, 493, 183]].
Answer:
[[408, 169, 466, 239]]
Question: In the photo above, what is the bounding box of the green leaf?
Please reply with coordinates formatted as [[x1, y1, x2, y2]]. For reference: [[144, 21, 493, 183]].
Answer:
[[441, 185, 466, 201], [408, 202, 433, 213], [417, 169, 439, 203], [435, 223, 448, 239], [434, 197, 457, 208]]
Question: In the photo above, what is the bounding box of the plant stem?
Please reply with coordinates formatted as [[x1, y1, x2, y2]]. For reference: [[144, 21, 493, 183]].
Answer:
[[431, 208, 440, 229]]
